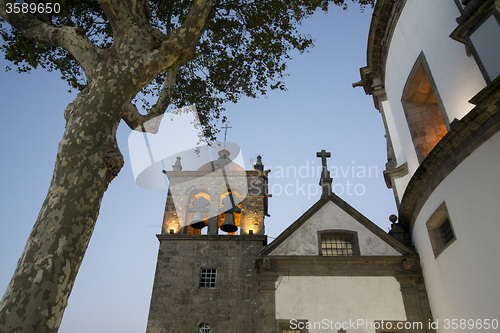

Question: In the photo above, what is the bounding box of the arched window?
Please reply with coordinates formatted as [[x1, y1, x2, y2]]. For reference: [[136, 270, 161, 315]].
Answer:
[[218, 190, 242, 235], [402, 53, 449, 162], [198, 323, 210, 333], [185, 192, 210, 235]]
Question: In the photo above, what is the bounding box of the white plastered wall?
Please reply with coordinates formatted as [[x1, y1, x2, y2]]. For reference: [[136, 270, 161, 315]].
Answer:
[[269, 201, 401, 256], [383, 0, 486, 196], [412, 131, 500, 329], [379, 100, 411, 204], [275, 276, 407, 333], [469, 14, 500, 81]]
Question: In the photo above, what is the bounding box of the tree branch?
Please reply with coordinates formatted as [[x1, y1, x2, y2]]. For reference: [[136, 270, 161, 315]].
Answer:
[[97, 0, 150, 35], [149, 0, 215, 73], [122, 64, 180, 133], [0, 0, 102, 72]]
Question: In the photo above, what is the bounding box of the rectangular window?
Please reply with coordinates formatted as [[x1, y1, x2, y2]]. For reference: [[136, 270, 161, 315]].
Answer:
[[318, 230, 359, 256], [321, 236, 354, 256], [426, 203, 456, 258], [438, 219, 454, 245], [402, 54, 449, 162], [199, 268, 217, 288]]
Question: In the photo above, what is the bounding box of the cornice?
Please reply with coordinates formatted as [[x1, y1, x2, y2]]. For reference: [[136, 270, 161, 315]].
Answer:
[[360, 0, 407, 109]]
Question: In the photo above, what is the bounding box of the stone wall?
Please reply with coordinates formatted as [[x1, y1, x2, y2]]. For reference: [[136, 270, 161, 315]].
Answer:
[[146, 235, 271, 333]]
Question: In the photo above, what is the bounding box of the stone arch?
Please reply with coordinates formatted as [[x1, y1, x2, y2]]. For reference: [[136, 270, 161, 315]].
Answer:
[[218, 189, 243, 235], [183, 189, 211, 235]]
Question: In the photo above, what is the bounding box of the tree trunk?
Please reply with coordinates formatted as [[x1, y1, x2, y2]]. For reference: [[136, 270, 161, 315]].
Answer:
[[0, 83, 126, 332]]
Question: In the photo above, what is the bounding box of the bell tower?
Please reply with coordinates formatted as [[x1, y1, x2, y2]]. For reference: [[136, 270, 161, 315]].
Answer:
[[146, 150, 272, 332]]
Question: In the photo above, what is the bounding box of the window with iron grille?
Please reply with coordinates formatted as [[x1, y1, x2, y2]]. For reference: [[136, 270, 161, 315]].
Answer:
[[199, 268, 217, 288], [198, 323, 210, 333], [426, 203, 456, 258], [439, 219, 454, 245], [319, 230, 359, 256]]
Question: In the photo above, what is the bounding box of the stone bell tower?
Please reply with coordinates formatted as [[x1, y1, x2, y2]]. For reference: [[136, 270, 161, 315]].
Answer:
[[146, 150, 272, 333]]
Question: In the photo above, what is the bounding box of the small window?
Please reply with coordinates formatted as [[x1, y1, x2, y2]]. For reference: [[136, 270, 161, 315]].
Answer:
[[199, 268, 217, 288], [319, 230, 360, 256], [426, 203, 456, 258], [438, 219, 454, 245], [198, 323, 210, 333]]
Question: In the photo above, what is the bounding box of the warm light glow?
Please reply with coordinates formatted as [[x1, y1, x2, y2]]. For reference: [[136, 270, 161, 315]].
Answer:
[[404, 63, 448, 161], [185, 192, 211, 235], [218, 191, 242, 234]]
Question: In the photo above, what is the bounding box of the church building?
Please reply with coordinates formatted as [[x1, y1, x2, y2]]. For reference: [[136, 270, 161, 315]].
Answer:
[[146, 0, 500, 332], [146, 148, 434, 333]]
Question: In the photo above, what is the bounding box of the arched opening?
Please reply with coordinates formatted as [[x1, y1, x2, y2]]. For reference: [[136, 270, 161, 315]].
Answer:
[[184, 192, 210, 235], [218, 190, 242, 235], [403, 54, 449, 162]]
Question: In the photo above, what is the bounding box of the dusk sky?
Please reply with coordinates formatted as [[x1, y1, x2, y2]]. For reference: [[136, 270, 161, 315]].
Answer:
[[0, 4, 398, 332]]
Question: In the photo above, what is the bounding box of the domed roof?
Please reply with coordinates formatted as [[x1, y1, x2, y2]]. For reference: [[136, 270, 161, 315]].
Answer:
[[197, 149, 245, 171]]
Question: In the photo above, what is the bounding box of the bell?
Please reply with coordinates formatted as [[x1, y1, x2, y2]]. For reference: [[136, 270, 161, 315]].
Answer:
[[220, 212, 238, 233], [189, 211, 206, 229]]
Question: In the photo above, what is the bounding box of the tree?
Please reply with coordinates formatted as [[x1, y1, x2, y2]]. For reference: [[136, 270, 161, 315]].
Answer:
[[0, 0, 373, 331]]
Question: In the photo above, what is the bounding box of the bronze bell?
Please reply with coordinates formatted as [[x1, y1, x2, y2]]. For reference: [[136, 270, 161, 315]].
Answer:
[[220, 211, 238, 233], [189, 197, 209, 229], [189, 211, 206, 229]]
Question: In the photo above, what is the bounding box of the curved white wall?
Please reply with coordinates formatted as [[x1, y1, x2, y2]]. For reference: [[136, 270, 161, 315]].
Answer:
[[412, 131, 500, 328], [383, 0, 486, 197], [379, 1, 500, 330]]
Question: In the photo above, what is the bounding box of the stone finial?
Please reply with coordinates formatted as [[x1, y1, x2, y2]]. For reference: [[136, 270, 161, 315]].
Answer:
[[389, 214, 405, 244], [172, 156, 182, 171], [218, 149, 230, 159], [254, 155, 264, 171]]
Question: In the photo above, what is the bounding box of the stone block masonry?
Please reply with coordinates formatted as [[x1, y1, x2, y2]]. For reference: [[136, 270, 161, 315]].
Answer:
[[146, 235, 272, 333]]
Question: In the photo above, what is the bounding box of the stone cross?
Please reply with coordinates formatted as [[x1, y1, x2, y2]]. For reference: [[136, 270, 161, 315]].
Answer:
[[316, 149, 333, 198], [222, 123, 232, 148], [316, 149, 331, 176]]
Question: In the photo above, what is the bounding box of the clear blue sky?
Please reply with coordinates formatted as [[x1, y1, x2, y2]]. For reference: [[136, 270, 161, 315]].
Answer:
[[0, 5, 397, 332]]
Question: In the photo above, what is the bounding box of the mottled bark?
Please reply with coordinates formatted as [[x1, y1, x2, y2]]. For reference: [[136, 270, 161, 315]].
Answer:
[[0, 0, 214, 331], [0, 81, 126, 331]]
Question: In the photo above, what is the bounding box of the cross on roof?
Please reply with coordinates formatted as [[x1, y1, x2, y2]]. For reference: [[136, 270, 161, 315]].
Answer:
[[222, 123, 232, 148], [316, 149, 331, 174], [316, 149, 333, 198], [338, 329, 346, 333]]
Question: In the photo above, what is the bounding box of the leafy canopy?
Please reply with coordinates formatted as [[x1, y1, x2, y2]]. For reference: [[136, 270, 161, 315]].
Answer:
[[0, 0, 373, 136]]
